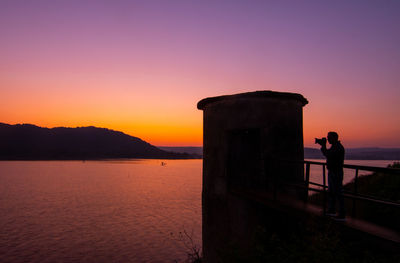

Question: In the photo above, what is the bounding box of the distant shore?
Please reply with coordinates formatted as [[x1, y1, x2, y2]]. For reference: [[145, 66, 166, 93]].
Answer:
[[160, 146, 400, 160]]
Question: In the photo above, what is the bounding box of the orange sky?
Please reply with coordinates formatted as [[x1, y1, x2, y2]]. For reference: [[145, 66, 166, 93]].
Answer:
[[1, 1, 399, 147]]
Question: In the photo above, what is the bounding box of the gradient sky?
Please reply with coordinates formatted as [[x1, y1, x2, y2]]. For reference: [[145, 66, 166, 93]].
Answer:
[[1, 0, 399, 147]]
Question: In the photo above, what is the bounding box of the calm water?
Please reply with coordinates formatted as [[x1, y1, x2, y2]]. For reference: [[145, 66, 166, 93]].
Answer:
[[0, 160, 202, 263], [0, 159, 397, 263]]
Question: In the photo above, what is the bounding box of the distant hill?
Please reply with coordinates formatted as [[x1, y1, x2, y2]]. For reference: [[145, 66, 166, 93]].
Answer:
[[160, 146, 400, 160], [1, 123, 397, 160], [345, 148, 400, 160], [304, 147, 324, 159], [0, 123, 199, 160], [158, 146, 203, 156]]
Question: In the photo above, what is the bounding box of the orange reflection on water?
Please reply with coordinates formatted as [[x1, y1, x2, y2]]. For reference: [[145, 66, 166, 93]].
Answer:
[[0, 160, 203, 262]]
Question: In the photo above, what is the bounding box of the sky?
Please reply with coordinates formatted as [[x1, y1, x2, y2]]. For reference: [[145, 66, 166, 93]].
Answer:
[[1, 0, 399, 147]]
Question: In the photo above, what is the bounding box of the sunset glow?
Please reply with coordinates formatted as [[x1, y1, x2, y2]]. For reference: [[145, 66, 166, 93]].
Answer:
[[1, 1, 399, 147]]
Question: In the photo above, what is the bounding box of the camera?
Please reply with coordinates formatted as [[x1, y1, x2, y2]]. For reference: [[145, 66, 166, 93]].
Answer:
[[315, 137, 327, 145]]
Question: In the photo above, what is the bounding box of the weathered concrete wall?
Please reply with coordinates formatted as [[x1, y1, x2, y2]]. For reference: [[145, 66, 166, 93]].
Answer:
[[198, 91, 308, 262]]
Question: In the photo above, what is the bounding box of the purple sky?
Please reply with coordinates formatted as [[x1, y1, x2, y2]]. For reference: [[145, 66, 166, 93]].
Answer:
[[1, 0, 399, 146]]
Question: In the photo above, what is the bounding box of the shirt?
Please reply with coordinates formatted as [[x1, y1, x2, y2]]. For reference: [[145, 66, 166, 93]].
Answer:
[[321, 141, 345, 172]]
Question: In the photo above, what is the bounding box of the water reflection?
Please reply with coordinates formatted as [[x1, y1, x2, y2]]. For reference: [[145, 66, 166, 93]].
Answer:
[[0, 160, 202, 263]]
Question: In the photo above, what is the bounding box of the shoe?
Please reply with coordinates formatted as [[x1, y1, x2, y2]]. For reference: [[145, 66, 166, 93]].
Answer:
[[333, 215, 346, 222]]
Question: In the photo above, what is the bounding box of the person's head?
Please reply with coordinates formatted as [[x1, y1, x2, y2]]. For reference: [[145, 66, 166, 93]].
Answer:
[[327, 131, 339, 144]]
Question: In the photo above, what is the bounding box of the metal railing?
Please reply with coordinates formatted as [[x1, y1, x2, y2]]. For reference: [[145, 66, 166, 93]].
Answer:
[[304, 160, 400, 216]]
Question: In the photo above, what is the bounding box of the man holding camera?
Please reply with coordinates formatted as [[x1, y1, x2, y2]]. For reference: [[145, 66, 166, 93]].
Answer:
[[316, 131, 346, 221]]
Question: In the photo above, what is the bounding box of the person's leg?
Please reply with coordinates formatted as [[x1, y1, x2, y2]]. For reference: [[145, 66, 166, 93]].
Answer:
[[327, 170, 336, 214], [336, 170, 345, 217]]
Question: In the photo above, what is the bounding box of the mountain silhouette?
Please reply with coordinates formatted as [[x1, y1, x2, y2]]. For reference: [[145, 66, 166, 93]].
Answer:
[[0, 123, 199, 160]]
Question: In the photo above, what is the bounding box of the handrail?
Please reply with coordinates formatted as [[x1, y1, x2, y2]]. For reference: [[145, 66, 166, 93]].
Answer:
[[302, 160, 400, 218], [305, 160, 400, 174]]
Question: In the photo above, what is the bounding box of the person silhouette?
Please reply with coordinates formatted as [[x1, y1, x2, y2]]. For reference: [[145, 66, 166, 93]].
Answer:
[[319, 131, 346, 221]]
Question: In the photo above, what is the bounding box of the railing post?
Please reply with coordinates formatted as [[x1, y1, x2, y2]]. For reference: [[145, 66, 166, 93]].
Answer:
[[271, 159, 277, 201], [352, 168, 359, 217], [304, 162, 310, 203], [273, 164, 277, 201], [322, 164, 326, 215]]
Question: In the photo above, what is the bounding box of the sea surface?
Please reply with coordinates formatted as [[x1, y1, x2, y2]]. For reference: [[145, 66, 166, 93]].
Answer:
[[0, 160, 202, 263], [0, 159, 397, 262]]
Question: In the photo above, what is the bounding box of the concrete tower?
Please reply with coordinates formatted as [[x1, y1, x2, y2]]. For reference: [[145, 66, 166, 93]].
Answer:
[[197, 90, 308, 262]]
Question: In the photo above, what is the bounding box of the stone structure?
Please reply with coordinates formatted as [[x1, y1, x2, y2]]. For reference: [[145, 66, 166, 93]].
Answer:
[[197, 90, 308, 262]]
